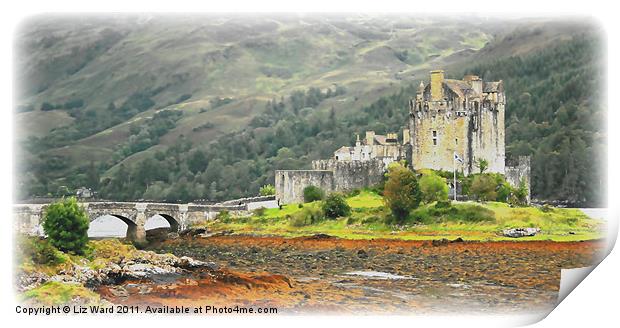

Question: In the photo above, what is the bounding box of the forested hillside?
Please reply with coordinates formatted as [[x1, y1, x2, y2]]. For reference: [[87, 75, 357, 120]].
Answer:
[[461, 35, 605, 205], [14, 17, 606, 206], [85, 34, 605, 205]]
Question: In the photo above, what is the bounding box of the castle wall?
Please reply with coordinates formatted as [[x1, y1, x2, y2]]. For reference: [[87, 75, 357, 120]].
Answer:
[[275, 170, 334, 204], [505, 156, 531, 203], [312, 159, 385, 191], [409, 102, 470, 174], [470, 99, 505, 174], [409, 79, 505, 176]]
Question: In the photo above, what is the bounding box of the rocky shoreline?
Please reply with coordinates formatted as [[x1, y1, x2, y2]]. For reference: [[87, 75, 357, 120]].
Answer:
[[17, 243, 218, 293]]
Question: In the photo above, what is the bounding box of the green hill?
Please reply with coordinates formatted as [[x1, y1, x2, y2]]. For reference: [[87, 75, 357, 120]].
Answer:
[[14, 15, 605, 205]]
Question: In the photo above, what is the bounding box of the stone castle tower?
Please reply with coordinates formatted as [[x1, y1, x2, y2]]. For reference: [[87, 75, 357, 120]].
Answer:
[[408, 70, 505, 175]]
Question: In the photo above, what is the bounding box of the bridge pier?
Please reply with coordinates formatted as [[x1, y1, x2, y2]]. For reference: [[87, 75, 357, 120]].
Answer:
[[133, 205, 147, 243]]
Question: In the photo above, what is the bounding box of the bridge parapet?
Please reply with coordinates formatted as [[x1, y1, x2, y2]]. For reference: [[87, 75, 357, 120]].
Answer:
[[13, 199, 260, 242]]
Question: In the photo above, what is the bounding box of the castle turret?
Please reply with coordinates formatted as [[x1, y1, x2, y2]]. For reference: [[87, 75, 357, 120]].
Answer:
[[365, 131, 375, 145], [430, 70, 444, 101]]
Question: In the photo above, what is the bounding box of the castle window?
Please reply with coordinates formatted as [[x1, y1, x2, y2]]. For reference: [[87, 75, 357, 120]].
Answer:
[[455, 138, 458, 145], [432, 130, 438, 146]]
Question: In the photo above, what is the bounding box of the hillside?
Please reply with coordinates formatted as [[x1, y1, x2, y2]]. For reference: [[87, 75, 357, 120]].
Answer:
[[13, 15, 605, 205]]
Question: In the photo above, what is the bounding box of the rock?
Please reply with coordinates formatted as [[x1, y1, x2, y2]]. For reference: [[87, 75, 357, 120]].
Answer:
[[178, 256, 219, 270], [108, 286, 129, 298], [502, 228, 540, 238], [198, 230, 234, 238], [357, 249, 369, 258], [431, 239, 450, 247], [306, 233, 334, 240], [180, 228, 207, 236], [17, 271, 49, 291], [451, 237, 464, 243]]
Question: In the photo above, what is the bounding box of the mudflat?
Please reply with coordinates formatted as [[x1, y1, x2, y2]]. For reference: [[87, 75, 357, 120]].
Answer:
[[99, 235, 604, 315]]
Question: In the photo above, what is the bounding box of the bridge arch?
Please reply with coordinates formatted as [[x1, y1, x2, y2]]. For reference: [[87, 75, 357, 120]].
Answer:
[[88, 214, 139, 240], [145, 213, 180, 232]]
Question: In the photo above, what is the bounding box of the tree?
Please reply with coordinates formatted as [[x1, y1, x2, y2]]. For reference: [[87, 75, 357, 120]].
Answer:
[[419, 173, 448, 203], [477, 158, 489, 174], [469, 174, 497, 202], [512, 178, 529, 205], [303, 185, 324, 203], [322, 193, 351, 219], [383, 163, 422, 224], [259, 184, 276, 196], [42, 197, 89, 255]]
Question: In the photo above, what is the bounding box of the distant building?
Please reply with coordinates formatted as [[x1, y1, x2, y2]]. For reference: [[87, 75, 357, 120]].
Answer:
[[275, 69, 530, 204], [333, 130, 407, 167], [76, 187, 94, 199]]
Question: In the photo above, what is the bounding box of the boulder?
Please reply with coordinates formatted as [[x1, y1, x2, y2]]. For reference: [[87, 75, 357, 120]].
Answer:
[[502, 227, 540, 238]]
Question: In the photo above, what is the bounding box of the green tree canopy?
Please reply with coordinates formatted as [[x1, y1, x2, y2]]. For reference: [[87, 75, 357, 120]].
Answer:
[[42, 197, 90, 255]]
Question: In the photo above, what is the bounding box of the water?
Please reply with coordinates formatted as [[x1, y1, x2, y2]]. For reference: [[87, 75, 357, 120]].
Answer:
[[87, 215, 170, 238], [344, 271, 414, 280], [578, 208, 608, 221]]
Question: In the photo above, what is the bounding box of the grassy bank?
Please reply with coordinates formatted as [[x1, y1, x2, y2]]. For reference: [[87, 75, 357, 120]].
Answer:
[[205, 190, 604, 242], [16, 238, 140, 306]]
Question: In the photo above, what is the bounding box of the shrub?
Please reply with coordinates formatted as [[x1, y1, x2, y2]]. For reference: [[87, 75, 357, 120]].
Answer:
[[419, 173, 449, 203], [252, 207, 266, 217], [216, 210, 231, 222], [409, 203, 495, 224], [468, 174, 498, 202], [303, 185, 324, 203], [435, 200, 452, 209], [383, 163, 422, 224], [42, 197, 89, 255], [513, 178, 529, 205], [18, 236, 66, 265], [289, 206, 324, 227], [259, 184, 276, 196], [496, 181, 513, 203], [322, 193, 351, 219]]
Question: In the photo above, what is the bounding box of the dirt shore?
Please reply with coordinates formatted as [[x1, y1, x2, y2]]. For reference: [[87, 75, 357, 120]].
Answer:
[[99, 235, 605, 315]]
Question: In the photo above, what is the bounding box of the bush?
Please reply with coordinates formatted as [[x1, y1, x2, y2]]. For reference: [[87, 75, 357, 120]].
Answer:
[[252, 207, 266, 217], [42, 197, 89, 255], [322, 193, 351, 219], [215, 210, 231, 222], [289, 206, 324, 227], [383, 163, 422, 224], [435, 200, 452, 209], [303, 185, 324, 203], [419, 173, 449, 203], [409, 203, 495, 224], [18, 236, 66, 265], [513, 178, 529, 205], [259, 184, 276, 196], [468, 174, 498, 202]]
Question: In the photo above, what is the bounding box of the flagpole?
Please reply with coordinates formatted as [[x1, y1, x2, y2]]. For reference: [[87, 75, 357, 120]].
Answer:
[[453, 153, 457, 201]]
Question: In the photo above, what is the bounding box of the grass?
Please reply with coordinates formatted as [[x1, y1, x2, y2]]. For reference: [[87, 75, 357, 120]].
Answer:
[[22, 281, 102, 306], [203, 190, 605, 242]]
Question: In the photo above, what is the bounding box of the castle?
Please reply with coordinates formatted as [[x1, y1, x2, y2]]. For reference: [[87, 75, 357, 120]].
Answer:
[[275, 70, 530, 204]]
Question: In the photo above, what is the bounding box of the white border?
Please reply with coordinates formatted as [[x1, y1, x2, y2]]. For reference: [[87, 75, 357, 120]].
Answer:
[[2, 1, 618, 327]]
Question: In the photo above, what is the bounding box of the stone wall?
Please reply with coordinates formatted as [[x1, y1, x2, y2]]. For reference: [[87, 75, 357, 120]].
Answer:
[[505, 156, 531, 203], [275, 170, 334, 204], [275, 159, 386, 204], [312, 159, 385, 192]]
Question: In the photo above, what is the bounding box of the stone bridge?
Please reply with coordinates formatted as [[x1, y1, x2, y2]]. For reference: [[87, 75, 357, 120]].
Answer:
[[14, 196, 277, 243]]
